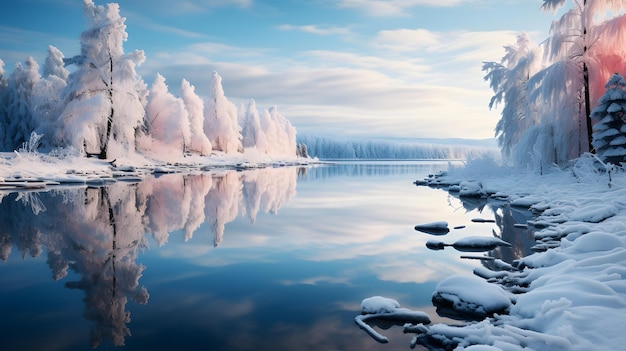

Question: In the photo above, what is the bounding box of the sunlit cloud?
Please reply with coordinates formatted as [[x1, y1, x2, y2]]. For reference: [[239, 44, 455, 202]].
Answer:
[[335, 0, 476, 17], [277, 24, 353, 37], [124, 11, 208, 39], [135, 0, 254, 14], [373, 28, 518, 59]]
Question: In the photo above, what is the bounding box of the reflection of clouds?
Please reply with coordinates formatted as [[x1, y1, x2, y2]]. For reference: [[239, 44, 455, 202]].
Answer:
[[0, 167, 302, 347], [279, 275, 353, 286], [1, 162, 523, 348], [153, 163, 495, 287]]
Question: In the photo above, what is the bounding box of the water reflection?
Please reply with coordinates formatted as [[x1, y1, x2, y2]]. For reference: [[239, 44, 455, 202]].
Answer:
[[0, 167, 299, 348], [441, 190, 535, 265], [0, 162, 536, 350]]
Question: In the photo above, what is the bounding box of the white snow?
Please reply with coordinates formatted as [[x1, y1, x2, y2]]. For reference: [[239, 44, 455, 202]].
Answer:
[[0, 150, 312, 190], [451, 236, 512, 251], [360, 296, 401, 314], [432, 275, 512, 318], [356, 296, 431, 343], [358, 155, 626, 350]]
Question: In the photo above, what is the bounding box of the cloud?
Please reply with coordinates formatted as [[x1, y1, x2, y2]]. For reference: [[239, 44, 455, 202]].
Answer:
[[139, 0, 253, 14], [277, 24, 353, 37], [335, 0, 475, 17], [138, 24, 517, 139], [373, 28, 518, 59]]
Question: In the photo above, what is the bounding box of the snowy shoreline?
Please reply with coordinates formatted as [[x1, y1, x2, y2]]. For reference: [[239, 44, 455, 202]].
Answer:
[[0, 151, 315, 191], [358, 157, 626, 350]]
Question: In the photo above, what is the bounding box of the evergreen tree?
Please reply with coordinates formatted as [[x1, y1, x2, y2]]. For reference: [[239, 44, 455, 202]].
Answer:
[[204, 71, 242, 154], [34, 46, 69, 148], [590, 73, 626, 164], [57, 0, 146, 159], [483, 33, 541, 158], [180, 79, 212, 156], [145, 74, 190, 158], [0, 56, 41, 151]]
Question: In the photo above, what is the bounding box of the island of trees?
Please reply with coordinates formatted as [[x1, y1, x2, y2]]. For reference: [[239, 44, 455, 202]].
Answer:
[[0, 0, 301, 162]]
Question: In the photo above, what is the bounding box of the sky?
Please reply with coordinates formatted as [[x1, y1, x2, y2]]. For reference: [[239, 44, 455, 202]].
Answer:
[[0, 0, 559, 140]]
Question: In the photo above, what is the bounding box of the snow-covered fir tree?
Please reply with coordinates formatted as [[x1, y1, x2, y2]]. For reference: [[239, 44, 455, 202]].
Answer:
[[145, 74, 190, 159], [590, 73, 626, 164], [204, 71, 243, 154], [241, 99, 265, 150], [33, 46, 69, 147], [0, 56, 41, 151], [260, 106, 297, 157], [483, 33, 541, 158], [180, 79, 212, 156]]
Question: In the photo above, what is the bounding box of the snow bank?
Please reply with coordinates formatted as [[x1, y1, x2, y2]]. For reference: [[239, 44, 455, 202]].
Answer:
[[358, 156, 626, 350], [432, 275, 512, 320], [0, 150, 313, 191], [355, 296, 431, 343]]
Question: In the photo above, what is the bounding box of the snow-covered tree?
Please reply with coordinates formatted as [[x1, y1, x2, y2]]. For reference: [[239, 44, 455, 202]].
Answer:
[[204, 71, 242, 154], [56, 0, 146, 159], [483, 33, 541, 158], [590, 73, 626, 164], [259, 106, 297, 157], [525, 0, 626, 164], [241, 99, 266, 150], [43, 45, 69, 81], [145, 73, 190, 158], [180, 79, 212, 155], [0, 56, 41, 151], [33, 46, 70, 147], [486, 0, 626, 167]]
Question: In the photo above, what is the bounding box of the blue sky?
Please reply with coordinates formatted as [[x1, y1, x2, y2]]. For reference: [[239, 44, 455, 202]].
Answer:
[[0, 0, 556, 139]]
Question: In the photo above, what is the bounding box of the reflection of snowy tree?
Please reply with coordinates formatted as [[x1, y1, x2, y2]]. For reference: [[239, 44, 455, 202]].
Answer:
[[61, 186, 149, 347], [142, 174, 192, 245], [242, 167, 298, 222], [0, 185, 149, 347], [0, 167, 301, 346], [182, 174, 213, 241], [205, 172, 242, 246]]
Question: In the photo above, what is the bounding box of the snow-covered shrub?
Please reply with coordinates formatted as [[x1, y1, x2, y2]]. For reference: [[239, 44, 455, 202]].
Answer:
[[590, 73, 626, 165]]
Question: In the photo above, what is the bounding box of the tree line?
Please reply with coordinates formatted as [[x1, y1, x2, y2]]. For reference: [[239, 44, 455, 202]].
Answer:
[[0, 0, 299, 161]]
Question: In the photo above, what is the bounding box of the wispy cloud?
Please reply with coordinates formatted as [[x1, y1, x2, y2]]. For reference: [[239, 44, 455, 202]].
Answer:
[[277, 24, 353, 37], [139, 25, 516, 139], [335, 0, 475, 17], [373, 28, 517, 57], [136, 0, 254, 14]]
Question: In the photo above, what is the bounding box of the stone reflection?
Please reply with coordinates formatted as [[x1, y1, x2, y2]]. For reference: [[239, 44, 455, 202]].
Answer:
[[446, 192, 535, 264], [0, 166, 300, 348]]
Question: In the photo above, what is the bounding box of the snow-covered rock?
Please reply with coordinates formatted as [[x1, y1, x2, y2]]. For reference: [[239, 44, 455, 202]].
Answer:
[[414, 221, 450, 235], [431, 275, 512, 320], [356, 296, 431, 343]]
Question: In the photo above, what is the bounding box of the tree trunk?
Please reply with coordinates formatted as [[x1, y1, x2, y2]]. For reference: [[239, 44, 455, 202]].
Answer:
[[583, 61, 593, 153], [99, 50, 114, 160]]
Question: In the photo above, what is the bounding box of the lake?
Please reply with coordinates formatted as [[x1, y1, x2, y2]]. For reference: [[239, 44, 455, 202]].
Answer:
[[0, 161, 535, 351]]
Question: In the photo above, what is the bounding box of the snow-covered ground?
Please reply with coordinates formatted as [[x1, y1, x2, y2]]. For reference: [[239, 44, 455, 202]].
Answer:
[[0, 150, 314, 190], [357, 155, 626, 350]]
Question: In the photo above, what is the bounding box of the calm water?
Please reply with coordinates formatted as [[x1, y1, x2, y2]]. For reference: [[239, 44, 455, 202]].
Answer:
[[0, 161, 534, 351]]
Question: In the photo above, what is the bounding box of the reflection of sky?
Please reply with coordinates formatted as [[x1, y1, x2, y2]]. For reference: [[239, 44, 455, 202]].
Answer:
[[135, 161, 512, 350], [0, 161, 533, 350]]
